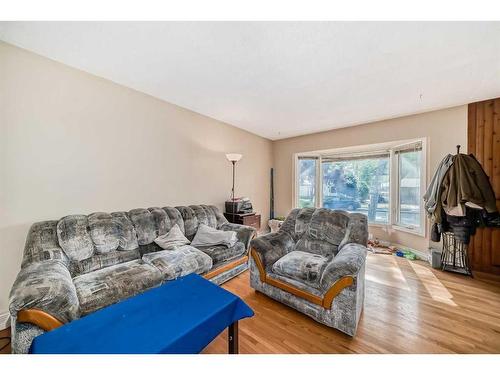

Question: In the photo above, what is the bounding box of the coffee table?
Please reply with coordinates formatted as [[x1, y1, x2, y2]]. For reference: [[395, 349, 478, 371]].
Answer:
[[30, 273, 254, 354]]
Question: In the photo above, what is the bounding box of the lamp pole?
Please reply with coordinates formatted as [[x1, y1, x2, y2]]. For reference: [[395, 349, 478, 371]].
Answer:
[[231, 160, 236, 201]]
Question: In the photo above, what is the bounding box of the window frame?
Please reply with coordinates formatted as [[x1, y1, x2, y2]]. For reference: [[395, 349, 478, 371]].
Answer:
[[293, 138, 427, 237], [294, 155, 320, 209]]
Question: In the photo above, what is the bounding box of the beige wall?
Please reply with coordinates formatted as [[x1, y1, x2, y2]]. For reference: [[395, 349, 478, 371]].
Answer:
[[0, 42, 273, 315], [273, 106, 468, 254]]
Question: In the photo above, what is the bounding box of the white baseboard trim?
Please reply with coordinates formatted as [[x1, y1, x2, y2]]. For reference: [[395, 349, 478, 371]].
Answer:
[[0, 311, 11, 330]]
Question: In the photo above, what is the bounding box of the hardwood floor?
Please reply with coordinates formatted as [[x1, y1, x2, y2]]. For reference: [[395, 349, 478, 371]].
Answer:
[[0, 327, 10, 354], [203, 254, 500, 354], [1, 253, 500, 354]]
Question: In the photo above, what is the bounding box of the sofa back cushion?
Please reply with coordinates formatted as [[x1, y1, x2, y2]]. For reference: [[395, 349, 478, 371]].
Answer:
[[284, 208, 350, 257], [57, 215, 95, 261], [110, 212, 139, 250], [308, 209, 349, 245], [175, 205, 227, 240], [162, 206, 185, 234], [128, 208, 157, 246], [88, 213, 120, 254]]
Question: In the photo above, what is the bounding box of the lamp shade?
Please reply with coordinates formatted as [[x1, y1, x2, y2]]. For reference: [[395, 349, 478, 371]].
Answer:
[[225, 153, 243, 162]]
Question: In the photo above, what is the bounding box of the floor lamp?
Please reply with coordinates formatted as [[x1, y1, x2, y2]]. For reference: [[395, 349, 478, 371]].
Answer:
[[226, 153, 243, 201]]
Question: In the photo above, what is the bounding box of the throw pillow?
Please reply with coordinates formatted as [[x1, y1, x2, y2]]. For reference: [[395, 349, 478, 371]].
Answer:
[[154, 224, 190, 250], [191, 224, 238, 248]]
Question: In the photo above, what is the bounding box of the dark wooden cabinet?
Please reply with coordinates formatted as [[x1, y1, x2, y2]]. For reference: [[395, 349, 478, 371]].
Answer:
[[224, 212, 261, 231]]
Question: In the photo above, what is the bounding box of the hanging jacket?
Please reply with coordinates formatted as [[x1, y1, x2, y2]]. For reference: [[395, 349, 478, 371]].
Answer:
[[423, 153, 454, 222], [440, 153, 497, 217]]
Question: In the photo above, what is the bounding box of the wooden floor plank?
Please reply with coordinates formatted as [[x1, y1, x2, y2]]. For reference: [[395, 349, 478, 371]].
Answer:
[[203, 254, 500, 354]]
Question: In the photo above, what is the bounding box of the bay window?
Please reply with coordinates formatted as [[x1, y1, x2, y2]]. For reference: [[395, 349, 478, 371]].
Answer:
[[295, 139, 425, 235]]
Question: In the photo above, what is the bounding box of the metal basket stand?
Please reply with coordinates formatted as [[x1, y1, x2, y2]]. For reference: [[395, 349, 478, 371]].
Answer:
[[440, 231, 473, 276]]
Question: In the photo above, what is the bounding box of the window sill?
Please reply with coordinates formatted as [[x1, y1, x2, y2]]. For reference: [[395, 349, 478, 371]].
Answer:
[[392, 224, 425, 237], [367, 223, 389, 228], [368, 223, 425, 237]]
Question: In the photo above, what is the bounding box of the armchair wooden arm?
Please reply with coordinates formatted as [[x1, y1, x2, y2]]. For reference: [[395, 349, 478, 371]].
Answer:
[[17, 309, 64, 332]]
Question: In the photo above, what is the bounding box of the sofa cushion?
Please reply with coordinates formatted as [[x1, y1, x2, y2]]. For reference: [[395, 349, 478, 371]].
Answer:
[[162, 207, 185, 234], [73, 259, 162, 316], [175, 206, 199, 240], [176, 205, 228, 240], [308, 209, 349, 245], [142, 245, 212, 281], [128, 209, 157, 245], [71, 249, 140, 275], [271, 250, 328, 287], [196, 242, 246, 264], [294, 207, 315, 238], [148, 207, 171, 236], [88, 213, 120, 254], [293, 209, 350, 257], [191, 224, 237, 248], [110, 212, 139, 250], [154, 224, 190, 250], [294, 236, 338, 257], [57, 215, 94, 261]]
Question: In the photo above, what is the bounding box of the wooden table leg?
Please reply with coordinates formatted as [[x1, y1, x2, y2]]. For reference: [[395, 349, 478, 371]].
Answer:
[[228, 321, 238, 354]]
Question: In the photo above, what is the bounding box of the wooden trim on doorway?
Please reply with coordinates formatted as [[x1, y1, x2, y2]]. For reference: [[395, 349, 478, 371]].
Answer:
[[250, 248, 354, 309]]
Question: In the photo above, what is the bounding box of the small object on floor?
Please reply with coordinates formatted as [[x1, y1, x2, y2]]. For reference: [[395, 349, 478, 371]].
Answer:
[[430, 248, 442, 269], [403, 251, 417, 260], [367, 239, 395, 255], [395, 250, 405, 257], [368, 244, 393, 255]]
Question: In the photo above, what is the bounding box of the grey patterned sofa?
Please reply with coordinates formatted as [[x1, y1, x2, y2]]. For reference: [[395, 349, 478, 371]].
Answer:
[[9, 204, 255, 353], [249, 208, 368, 336]]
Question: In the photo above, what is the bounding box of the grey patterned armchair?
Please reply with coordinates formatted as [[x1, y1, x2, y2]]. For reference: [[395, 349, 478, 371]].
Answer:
[[249, 208, 368, 336], [9, 204, 255, 353]]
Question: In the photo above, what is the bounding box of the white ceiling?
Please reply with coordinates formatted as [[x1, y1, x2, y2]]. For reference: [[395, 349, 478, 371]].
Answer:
[[1, 22, 500, 140]]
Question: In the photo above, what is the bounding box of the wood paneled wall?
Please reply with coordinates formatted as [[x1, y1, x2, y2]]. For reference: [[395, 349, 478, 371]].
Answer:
[[467, 98, 500, 275]]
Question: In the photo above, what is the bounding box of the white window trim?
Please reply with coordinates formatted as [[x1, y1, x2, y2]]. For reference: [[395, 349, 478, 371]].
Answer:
[[293, 138, 427, 237]]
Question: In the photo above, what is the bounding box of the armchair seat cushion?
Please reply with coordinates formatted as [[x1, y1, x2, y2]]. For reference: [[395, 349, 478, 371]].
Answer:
[[196, 242, 246, 265], [73, 260, 162, 316], [271, 250, 328, 287]]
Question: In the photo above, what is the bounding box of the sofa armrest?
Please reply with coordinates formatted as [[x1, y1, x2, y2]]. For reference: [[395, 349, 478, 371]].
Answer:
[[250, 231, 295, 271], [9, 260, 80, 324], [219, 222, 256, 250], [319, 243, 367, 292]]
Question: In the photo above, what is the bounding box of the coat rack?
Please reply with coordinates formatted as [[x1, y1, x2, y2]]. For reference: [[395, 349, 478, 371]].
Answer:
[[439, 144, 473, 277]]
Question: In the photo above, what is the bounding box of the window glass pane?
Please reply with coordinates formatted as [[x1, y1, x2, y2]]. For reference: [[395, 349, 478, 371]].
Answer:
[[322, 156, 389, 224], [398, 149, 421, 229], [298, 158, 317, 208]]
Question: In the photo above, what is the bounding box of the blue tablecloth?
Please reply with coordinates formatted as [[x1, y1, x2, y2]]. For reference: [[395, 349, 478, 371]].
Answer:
[[30, 273, 254, 354]]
